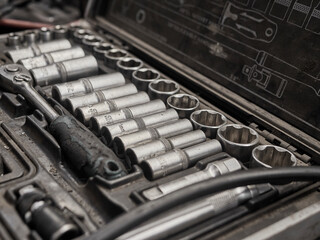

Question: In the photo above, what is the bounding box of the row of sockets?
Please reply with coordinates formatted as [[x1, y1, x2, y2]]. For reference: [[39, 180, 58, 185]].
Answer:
[[5, 25, 298, 182]]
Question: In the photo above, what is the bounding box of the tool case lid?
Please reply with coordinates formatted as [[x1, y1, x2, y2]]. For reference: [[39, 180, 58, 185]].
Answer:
[[87, 0, 320, 141]]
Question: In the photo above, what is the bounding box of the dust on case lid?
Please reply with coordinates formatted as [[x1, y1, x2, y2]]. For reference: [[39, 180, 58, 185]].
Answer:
[[95, 0, 320, 140]]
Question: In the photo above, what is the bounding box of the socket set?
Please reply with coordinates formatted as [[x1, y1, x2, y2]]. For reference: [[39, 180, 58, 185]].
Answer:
[[0, 1, 320, 240]]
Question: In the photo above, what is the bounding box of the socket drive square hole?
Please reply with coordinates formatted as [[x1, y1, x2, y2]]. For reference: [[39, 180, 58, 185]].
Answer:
[[191, 110, 227, 127], [150, 79, 179, 93], [252, 145, 297, 168], [219, 124, 259, 145], [134, 68, 160, 80], [168, 94, 199, 110]]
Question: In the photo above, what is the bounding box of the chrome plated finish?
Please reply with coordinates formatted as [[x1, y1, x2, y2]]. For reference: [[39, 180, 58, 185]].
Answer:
[[148, 79, 180, 102], [167, 94, 200, 118], [132, 68, 161, 91]]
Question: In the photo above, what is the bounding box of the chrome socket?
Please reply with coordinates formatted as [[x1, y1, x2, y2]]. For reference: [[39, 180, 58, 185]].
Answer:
[[82, 35, 104, 50], [7, 39, 72, 62], [93, 42, 114, 59], [167, 94, 200, 118], [91, 99, 166, 135], [148, 79, 180, 102], [52, 72, 126, 102], [132, 68, 161, 91], [104, 48, 129, 69], [126, 130, 206, 165], [73, 29, 94, 43], [250, 145, 297, 168], [116, 57, 144, 80], [30, 55, 99, 86], [18, 46, 85, 70], [190, 109, 228, 138], [39, 27, 52, 42], [23, 30, 38, 45], [7, 33, 21, 47], [100, 108, 179, 145], [141, 139, 222, 180], [75, 92, 150, 124], [217, 124, 260, 162], [65, 83, 138, 113], [113, 119, 193, 157], [142, 157, 241, 200], [53, 25, 68, 39]]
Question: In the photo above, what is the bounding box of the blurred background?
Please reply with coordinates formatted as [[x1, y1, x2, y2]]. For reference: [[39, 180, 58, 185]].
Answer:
[[0, 0, 87, 33]]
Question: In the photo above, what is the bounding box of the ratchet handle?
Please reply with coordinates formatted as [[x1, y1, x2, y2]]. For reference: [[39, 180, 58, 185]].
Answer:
[[49, 115, 127, 179]]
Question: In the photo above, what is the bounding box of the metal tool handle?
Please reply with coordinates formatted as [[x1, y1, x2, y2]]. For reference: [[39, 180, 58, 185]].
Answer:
[[49, 115, 127, 179]]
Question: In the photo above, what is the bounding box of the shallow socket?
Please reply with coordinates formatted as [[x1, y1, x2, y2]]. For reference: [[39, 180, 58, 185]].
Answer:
[[105, 48, 128, 59], [149, 79, 180, 94], [133, 68, 160, 80], [117, 57, 143, 69], [251, 145, 297, 168], [218, 124, 259, 145], [167, 94, 200, 110], [191, 109, 227, 138]]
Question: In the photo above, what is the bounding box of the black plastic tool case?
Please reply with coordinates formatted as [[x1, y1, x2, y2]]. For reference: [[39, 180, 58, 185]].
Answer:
[[1, 0, 320, 239]]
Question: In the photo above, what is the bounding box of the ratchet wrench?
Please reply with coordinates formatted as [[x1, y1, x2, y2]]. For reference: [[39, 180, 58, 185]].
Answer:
[[0, 64, 127, 179]]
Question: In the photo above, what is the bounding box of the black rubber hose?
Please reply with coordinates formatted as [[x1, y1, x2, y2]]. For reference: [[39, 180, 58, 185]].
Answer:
[[86, 166, 320, 240]]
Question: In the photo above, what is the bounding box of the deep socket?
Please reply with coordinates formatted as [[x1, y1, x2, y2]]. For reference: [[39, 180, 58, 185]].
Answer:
[[126, 130, 206, 165], [90, 99, 166, 135], [73, 29, 94, 43], [18, 46, 85, 70], [250, 145, 297, 168], [30, 55, 99, 86], [132, 68, 161, 91], [148, 79, 180, 102], [113, 119, 193, 157], [100, 108, 179, 145], [23, 30, 38, 44], [52, 72, 126, 102], [53, 25, 68, 39], [82, 35, 104, 50], [65, 83, 138, 113], [141, 139, 222, 179], [75, 92, 150, 124], [190, 109, 228, 138], [7, 33, 21, 47], [39, 27, 52, 42], [104, 48, 129, 69], [116, 57, 144, 80], [142, 157, 242, 200], [7, 39, 72, 62], [167, 93, 200, 118], [217, 124, 260, 163], [93, 42, 114, 59]]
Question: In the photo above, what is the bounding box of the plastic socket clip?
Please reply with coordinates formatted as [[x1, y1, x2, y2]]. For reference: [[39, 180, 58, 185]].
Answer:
[[100, 109, 179, 145], [52, 72, 126, 102], [190, 109, 228, 138], [126, 130, 206, 165], [141, 139, 222, 179], [91, 99, 167, 135], [142, 157, 242, 200], [167, 93, 200, 118], [132, 68, 161, 91], [250, 145, 297, 168], [113, 119, 194, 157], [148, 79, 180, 102], [217, 124, 260, 163]]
